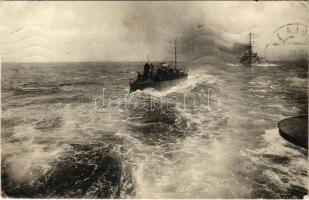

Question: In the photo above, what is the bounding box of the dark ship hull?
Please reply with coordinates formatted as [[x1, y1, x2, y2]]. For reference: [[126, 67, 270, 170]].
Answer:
[[240, 54, 262, 65], [129, 74, 187, 93]]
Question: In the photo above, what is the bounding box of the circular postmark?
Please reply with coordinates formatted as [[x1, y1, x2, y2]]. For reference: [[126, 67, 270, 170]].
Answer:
[[265, 23, 309, 62], [272, 23, 309, 45]]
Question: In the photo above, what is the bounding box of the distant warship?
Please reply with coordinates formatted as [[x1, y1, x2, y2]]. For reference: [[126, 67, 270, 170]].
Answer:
[[240, 32, 263, 65], [130, 39, 188, 93]]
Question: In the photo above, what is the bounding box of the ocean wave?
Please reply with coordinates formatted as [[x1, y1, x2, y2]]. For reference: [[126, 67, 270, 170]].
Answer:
[[249, 129, 308, 198], [135, 71, 218, 97], [1, 61, 307, 198], [285, 76, 308, 88]]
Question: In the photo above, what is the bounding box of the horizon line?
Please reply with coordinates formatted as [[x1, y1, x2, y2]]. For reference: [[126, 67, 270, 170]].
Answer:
[[1, 60, 189, 64]]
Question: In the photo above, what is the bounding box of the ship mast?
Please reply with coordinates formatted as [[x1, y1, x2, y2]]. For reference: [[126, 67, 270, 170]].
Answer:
[[174, 38, 177, 70], [248, 32, 253, 65]]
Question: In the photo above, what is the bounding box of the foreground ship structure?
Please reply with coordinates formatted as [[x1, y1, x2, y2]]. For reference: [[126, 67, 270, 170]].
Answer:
[[130, 39, 188, 93], [240, 32, 263, 65]]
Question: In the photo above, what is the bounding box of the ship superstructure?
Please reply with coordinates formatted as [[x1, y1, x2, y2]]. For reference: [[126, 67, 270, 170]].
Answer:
[[240, 32, 263, 65]]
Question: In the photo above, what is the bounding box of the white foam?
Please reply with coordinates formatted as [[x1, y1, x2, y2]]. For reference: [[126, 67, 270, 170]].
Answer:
[[251, 63, 279, 67], [137, 70, 218, 97], [227, 63, 241, 67], [258, 128, 306, 157], [2, 139, 68, 184], [253, 129, 308, 188]]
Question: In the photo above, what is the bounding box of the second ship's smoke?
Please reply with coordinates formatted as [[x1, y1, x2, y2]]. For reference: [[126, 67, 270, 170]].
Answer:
[[121, 2, 249, 64]]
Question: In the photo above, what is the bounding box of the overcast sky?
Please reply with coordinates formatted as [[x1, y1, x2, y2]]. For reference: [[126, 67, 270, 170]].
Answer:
[[0, 1, 308, 62]]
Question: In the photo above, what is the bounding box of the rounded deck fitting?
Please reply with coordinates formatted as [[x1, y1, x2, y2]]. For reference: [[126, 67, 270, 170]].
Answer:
[[278, 115, 308, 149]]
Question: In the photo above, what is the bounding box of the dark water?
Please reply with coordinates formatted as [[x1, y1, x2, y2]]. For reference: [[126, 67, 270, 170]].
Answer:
[[1, 61, 308, 198]]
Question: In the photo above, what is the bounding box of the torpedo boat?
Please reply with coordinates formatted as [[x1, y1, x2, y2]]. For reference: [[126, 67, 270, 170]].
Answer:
[[129, 38, 188, 93]]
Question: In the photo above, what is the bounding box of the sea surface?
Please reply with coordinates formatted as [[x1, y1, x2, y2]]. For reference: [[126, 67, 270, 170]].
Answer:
[[1, 61, 308, 198]]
